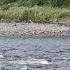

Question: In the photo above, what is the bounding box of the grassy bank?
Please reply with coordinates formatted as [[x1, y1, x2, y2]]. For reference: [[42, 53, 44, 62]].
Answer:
[[0, 6, 70, 23]]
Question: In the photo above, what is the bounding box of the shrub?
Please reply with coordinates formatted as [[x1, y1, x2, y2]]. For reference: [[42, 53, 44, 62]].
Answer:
[[50, 0, 65, 7]]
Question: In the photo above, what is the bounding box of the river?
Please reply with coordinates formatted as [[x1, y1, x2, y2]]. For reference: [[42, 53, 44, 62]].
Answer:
[[0, 37, 70, 70]]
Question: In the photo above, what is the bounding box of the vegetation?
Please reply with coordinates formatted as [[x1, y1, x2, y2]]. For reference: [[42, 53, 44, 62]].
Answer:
[[0, 0, 70, 7], [0, 6, 69, 23], [0, 0, 70, 23]]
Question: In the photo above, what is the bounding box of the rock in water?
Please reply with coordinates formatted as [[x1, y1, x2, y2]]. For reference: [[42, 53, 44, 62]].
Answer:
[[0, 54, 4, 58]]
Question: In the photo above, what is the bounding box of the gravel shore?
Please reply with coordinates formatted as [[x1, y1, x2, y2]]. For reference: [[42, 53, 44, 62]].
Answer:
[[0, 22, 70, 38]]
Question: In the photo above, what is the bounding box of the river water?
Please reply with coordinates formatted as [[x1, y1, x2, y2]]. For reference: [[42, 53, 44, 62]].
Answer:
[[0, 37, 70, 70]]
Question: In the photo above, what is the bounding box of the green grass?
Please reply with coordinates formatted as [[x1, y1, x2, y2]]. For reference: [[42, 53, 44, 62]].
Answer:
[[0, 6, 70, 23]]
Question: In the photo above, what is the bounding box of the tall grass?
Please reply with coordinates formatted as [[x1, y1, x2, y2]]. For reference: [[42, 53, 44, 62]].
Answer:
[[0, 6, 70, 22]]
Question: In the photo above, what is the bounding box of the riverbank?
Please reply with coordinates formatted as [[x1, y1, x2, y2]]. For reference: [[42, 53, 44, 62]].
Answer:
[[0, 22, 70, 38]]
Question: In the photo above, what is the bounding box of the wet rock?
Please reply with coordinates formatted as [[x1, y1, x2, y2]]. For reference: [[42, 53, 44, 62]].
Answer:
[[12, 24, 17, 26]]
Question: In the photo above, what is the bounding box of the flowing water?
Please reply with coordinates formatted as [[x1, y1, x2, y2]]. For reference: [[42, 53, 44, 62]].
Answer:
[[0, 37, 70, 70]]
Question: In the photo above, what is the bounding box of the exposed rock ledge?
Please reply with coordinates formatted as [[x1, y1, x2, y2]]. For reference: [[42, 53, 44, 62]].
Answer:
[[0, 22, 70, 38]]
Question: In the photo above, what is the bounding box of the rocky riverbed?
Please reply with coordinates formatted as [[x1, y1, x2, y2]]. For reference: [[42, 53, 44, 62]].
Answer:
[[0, 22, 70, 38]]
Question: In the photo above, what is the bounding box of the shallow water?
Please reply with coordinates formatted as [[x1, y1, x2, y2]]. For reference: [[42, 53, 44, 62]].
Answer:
[[0, 37, 70, 70]]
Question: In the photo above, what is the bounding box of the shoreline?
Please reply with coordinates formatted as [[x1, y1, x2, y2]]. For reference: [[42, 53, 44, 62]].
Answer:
[[0, 22, 70, 38]]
